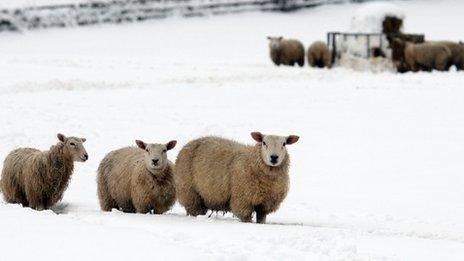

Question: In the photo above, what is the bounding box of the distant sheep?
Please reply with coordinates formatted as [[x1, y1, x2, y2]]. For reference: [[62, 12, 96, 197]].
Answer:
[[392, 39, 452, 72], [174, 132, 299, 223], [97, 139, 177, 214], [0, 133, 88, 210], [434, 41, 464, 70], [404, 42, 452, 72], [307, 41, 331, 68], [267, 36, 305, 67]]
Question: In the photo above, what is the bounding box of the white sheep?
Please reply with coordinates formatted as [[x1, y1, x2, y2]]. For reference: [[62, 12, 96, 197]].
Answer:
[[174, 132, 299, 223], [97, 139, 177, 214]]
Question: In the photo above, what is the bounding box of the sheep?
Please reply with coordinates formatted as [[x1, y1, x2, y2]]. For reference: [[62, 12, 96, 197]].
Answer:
[[0, 133, 88, 210], [174, 132, 299, 224], [392, 38, 452, 72], [267, 36, 305, 67], [307, 41, 331, 68], [404, 41, 452, 72], [97, 139, 177, 214], [433, 41, 464, 70]]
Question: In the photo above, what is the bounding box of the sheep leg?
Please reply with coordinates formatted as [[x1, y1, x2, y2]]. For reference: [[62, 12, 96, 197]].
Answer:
[[435, 54, 450, 71], [132, 195, 151, 214], [308, 54, 316, 67], [25, 184, 44, 210], [153, 206, 166, 215], [118, 200, 135, 213], [231, 198, 252, 223], [255, 205, 267, 224], [178, 186, 207, 216], [98, 182, 116, 211], [297, 57, 304, 67], [135, 205, 151, 214]]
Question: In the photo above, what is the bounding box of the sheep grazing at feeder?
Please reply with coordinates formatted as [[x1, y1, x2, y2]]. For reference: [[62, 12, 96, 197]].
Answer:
[[434, 41, 464, 70], [404, 42, 452, 72], [267, 36, 305, 67], [0, 133, 88, 210], [174, 132, 299, 224]]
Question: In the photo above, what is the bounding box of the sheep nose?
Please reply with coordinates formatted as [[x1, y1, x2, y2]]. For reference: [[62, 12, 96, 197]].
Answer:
[[270, 155, 279, 164], [84, 154, 88, 160], [152, 159, 159, 166]]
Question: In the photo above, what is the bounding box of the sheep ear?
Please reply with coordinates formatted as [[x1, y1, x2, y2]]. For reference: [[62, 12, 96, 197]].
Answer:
[[135, 140, 146, 150], [166, 140, 177, 150], [57, 133, 66, 142], [267, 36, 272, 40], [278, 36, 283, 40], [286, 135, 299, 145], [81, 138, 86, 143], [251, 132, 264, 143]]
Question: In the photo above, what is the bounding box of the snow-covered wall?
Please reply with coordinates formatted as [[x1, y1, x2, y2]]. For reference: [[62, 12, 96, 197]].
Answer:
[[0, 0, 374, 32]]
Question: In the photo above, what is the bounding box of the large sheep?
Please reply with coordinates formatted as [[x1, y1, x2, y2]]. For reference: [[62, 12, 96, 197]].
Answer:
[[267, 36, 305, 67], [97, 139, 177, 214], [0, 133, 88, 210], [307, 41, 331, 68], [404, 42, 452, 72], [392, 39, 452, 72], [434, 41, 464, 70], [174, 132, 299, 224]]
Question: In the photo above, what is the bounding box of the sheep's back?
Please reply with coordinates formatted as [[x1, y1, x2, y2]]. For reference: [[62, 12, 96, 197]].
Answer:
[[282, 39, 305, 60], [2, 148, 44, 185], [184, 137, 247, 208], [411, 43, 451, 63], [98, 147, 143, 203]]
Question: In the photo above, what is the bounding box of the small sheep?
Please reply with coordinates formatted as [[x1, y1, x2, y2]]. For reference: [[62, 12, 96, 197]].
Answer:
[[0, 133, 88, 210], [267, 36, 305, 67], [434, 41, 464, 70], [404, 41, 452, 72], [307, 41, 331, 68], [97, 139, 177, 214], [174, 132, 299, 224]]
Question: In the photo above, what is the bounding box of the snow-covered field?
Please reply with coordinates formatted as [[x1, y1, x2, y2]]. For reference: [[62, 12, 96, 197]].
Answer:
[[1, 0, 464, 260]]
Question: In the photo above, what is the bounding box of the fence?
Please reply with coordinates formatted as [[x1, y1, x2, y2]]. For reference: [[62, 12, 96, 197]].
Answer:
[[327, 32, 425, 63], [0, 0, 372, 32]]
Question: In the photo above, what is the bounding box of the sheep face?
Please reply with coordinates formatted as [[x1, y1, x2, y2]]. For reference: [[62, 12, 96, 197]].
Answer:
[[251, 132, 299, 167], [136, 140, 176, 172], [267, 36, 283, 50], [57, 133, 88, 162]]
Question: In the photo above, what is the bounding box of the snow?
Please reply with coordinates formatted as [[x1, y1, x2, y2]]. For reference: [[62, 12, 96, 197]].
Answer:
[[1, 0, 464, 260], [350, 2, 405, 33]]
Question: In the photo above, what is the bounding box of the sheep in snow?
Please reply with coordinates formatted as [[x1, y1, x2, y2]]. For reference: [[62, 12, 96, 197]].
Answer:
[[97, 139, 177, 214], [0, 133, 88, 210], [404, 41, 452, 72], [434, 41, 464, 70], [392, 39, 452, 72], [307, 41, 331, 68], [267, 36, 305, 67], [174, 132, 299, 224]]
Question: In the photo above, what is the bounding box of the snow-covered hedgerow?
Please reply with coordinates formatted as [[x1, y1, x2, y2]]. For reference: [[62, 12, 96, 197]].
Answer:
[[0, 0, 356, 32]]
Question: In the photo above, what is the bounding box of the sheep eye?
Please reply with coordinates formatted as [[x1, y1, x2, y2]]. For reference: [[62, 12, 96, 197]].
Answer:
[[283, 142, 286, 146], [262, 142, 267, 146], [70, 142, 76, 146], [145, 149, 149, 152], [163, 149, 167, 153]]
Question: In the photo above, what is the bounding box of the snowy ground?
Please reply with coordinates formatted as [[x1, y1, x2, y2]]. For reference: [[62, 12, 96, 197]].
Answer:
[[1, 0, 464, 260]]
